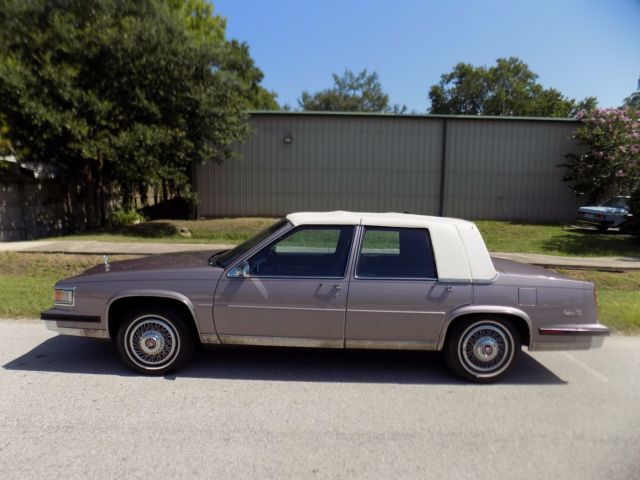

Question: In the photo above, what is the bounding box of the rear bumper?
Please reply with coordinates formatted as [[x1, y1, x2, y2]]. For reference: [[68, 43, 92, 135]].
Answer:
[[531, 323, 610, 351]]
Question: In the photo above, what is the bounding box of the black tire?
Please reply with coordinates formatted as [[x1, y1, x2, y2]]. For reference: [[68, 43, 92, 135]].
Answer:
[[596, 225, 608, 233], [443, 316, 520, 383], [116, 306, 196, 375]]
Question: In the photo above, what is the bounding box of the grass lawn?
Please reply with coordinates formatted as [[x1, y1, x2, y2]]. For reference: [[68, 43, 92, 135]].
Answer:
[[1, 251, 637, 334], [40, 218, 640, 258], [475, 220, 640, 257], [0, 252, 139, 319]]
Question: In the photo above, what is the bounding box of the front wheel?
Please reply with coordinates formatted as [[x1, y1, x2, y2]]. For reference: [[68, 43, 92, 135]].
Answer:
[[444, 317, 520, 383], [116, 307, 196, 375]]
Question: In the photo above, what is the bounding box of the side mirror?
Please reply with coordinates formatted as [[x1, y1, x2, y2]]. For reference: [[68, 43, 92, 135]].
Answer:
[[229, 261, 251, 278]]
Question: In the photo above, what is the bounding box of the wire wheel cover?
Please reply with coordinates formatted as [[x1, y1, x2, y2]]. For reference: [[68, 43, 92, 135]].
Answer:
[[459, 323, 511, 373], [127, 317, 178, 367]]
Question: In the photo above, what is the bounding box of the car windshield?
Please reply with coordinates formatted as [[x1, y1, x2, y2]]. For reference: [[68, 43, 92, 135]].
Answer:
[[209, 219, 288, 268], [600, 197, 629, 209]]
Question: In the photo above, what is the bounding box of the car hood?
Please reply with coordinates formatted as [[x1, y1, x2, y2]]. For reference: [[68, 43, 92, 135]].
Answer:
[[61, 251, 226, 283], [578, 206, 628, 215]]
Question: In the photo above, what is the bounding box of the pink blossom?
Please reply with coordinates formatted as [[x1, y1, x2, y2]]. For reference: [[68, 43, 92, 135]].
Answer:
[[615, 170, 625, 177]]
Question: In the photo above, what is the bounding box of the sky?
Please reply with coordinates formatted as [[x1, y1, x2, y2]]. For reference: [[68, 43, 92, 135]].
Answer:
[[213, 0, 640, 113]]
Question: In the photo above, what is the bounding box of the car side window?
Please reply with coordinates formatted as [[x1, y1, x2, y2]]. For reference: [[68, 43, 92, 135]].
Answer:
[[356, 227, 437, 279], [246, 225, 354, 277]]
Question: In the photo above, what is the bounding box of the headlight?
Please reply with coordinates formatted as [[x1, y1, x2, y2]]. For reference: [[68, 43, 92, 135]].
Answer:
[[54, 288, 75, 306]]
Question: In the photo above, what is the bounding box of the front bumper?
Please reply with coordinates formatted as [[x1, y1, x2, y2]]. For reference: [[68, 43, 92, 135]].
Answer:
[[530, 323, 610, 351], [41, 310, 109, 339]]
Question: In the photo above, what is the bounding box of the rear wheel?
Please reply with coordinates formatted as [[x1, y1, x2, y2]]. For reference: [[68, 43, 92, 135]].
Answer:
[[596, 225, 608, 233], [444, 316, 520, 383], [116, 306, 196, 375]]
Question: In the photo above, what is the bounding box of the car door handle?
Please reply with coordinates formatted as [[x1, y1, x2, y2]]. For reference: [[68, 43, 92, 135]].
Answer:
[[318, 283, 343, 296]]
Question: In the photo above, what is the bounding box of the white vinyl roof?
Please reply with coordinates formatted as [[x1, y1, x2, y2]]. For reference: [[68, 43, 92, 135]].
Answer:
[[286, 211, 497, 284]]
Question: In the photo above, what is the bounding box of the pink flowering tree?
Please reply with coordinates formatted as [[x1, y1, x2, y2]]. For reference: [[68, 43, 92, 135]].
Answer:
[[563, 107, 640, 203]]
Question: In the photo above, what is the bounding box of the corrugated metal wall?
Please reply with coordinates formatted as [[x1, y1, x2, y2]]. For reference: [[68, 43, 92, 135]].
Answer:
[[196, 113, 580, 222]]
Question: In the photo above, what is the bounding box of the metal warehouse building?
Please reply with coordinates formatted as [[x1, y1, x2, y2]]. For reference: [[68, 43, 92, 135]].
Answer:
[[195, 112, 581, 222]]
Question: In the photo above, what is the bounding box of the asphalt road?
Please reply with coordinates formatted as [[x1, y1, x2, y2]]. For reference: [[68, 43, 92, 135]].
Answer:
[[1, 320, 638, 480]]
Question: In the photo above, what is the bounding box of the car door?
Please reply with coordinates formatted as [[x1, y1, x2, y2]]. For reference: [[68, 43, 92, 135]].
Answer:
[[345, 226, 472, 349], [214, 225, 355, 347]]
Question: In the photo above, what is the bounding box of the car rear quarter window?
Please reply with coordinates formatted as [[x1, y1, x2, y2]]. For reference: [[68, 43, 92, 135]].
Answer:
[[356, 227, 437, 279]]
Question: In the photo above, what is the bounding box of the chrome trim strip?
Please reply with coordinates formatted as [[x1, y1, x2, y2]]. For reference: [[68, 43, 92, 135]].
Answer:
[[227, 274, 348, 280], [45, 321, 109, 339], [223, 304, 344, 312], [539, 326, 610, 336], [218, 335, 343, 349], [348, 309, 445, 315], [345, 339, 438, 351], [353, 275, 439, 281], [200, 333, 221, 345]]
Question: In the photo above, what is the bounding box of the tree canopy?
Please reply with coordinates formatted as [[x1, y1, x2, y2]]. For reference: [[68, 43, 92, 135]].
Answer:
[[563, 108, 640, 203], [0, 115, 10, 156], [167, 0, 278, 110], [623, 76, 640, 109], [0, 0, 274, 227], [428, 57, 596, 117], [299, 69, 405, 113]]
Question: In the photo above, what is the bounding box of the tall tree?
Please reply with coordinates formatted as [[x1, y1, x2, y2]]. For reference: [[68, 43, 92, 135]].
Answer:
[[167, 0, 279, 110], [623, 76, 640, 109], [428, 57, 596, 117], [222, 40, 279, 110], [299, 69, 405, 113], [0, 0, 251, 227], [0, 115, 10, 156]]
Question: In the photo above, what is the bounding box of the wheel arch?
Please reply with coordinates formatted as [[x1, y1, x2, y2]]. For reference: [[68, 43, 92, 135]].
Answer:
[[438, 305, 532, 350], [106, 291, 201, 341]]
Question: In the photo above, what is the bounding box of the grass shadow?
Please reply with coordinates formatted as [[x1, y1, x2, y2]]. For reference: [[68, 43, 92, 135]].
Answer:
[[3, 336, 567, 386], [540, 229, 640, 257], [66, 221, 180, 239], [115, 222, 178, 238]]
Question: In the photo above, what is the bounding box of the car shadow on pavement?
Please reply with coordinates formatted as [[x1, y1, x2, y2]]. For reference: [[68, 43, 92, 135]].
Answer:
[[3, 336, 567, 385]]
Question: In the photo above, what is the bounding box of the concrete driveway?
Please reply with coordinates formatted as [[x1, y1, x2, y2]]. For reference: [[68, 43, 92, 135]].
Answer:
[[1, 320, 638, 479]]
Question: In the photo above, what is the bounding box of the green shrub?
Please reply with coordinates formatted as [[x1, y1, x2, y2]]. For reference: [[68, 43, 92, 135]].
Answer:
[[626, 189, 640, 237], [107, 209, 145, 228], [630, 189, 640, 217]]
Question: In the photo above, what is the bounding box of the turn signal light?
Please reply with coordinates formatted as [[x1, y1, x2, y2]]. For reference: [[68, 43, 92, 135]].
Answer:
[[54, 288, 74, 306]]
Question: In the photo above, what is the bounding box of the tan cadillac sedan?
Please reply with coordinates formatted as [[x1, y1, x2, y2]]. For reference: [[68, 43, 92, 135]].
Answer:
[[41, 212, 609, 382]]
